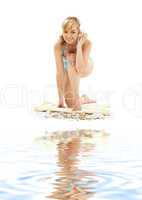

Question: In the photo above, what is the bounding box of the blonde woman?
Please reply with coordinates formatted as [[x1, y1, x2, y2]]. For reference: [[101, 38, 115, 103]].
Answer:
[[54, 16, 95, 110]]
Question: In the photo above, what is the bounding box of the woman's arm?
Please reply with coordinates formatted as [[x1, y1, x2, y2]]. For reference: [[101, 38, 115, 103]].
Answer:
[[76, 37, 92, 72], [54, 43, 65, 105]]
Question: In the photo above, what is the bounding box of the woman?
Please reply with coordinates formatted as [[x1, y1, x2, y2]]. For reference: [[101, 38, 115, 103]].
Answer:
[[54, 16, 95, 110]]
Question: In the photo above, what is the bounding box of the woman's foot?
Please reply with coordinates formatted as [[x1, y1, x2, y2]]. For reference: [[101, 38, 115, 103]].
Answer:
[[80, 94, 96, 104]]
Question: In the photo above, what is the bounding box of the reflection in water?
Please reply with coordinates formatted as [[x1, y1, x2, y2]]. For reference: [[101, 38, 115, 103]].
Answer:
[[4, 128, 142, 199], [1, 128, 142, 199], [44, 129, 108, 200]]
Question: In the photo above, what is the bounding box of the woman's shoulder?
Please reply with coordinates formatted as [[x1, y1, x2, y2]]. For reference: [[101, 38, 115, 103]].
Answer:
[[54, 41, 64, 52], [54, 41, 61, 50]]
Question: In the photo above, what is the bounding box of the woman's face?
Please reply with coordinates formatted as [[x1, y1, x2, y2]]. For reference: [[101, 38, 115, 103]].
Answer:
[[62, 24, 79, 45]]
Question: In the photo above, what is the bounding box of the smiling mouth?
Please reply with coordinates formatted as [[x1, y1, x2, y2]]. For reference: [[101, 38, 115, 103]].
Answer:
[[67, 38, 73, 41], [66, 39, 74, 43]]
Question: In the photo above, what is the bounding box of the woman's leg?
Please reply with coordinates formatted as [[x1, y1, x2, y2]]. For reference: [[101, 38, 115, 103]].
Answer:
[[64, 61, 95, 109], [63, 71, 74, 108], [80, 94, 96, 104], [67, 65, 81, 110], [77, 59, 94, 78], [76, 60, 96, 104]]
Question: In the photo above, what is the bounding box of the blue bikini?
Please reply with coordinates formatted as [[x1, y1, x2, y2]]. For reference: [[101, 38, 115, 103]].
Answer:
[[62, 47, 70, 71], [62, 46, 93, 71]]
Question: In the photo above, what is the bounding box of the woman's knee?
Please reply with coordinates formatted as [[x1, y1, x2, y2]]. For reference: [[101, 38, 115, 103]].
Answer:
[[64, 84, 75, 107], [78, 63, 94, 77], [64, 91, 74, 108]]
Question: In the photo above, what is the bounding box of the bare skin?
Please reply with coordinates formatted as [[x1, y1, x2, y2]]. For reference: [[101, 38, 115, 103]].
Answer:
[[54, 24, 95, 110]]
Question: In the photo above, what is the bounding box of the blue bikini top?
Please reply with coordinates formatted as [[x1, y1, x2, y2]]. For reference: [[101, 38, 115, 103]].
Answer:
[[61, 47, 70, 69]]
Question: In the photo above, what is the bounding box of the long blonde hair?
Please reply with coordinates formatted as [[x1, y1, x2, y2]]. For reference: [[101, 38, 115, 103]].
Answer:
[[59, 16, 81, 46]]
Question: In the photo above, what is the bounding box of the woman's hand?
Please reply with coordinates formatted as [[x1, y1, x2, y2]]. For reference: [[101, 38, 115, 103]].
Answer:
[[58, 97, 65, 108], [77, 32, 88, 47], [58, 104, 65, 108]]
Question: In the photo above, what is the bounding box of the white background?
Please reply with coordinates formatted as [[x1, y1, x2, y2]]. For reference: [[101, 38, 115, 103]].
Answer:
[[0, 0, 142, 144]]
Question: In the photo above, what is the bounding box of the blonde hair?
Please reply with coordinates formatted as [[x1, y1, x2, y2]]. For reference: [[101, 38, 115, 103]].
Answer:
[[59, 16, 81, 45]]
